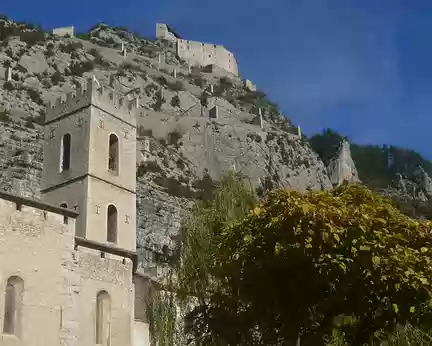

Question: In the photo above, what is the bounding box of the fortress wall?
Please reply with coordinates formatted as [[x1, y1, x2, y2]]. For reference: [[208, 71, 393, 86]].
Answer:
[[156, 23, 178, 43], [0, 193, 134, 346], [177, 39, 239, 76], [202, 64, 240, 80], [52, 26, 74, 37]]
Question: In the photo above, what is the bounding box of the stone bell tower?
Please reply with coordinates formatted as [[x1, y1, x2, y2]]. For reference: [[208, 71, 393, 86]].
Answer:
[[41, 78, 138, 251]]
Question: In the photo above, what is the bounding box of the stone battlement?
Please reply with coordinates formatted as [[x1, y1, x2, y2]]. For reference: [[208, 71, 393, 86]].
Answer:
[[45, 78, 139, 127], [0, 190, 77, 227]]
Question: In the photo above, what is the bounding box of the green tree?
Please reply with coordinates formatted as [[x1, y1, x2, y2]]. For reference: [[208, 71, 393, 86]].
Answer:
[[170, 95, 180, 108], [309, 128, 345, 166], [187, 184, 432, 345], [147, 171, 256, 345]]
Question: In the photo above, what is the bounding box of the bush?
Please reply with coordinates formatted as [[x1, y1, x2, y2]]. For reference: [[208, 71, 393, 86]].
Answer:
[[121, 62, 142, 73], [176, 158, 185, 170], [76, 32, 91, 40], [191, 75, 205, 88], [24, 118, 35, 129], [247, 132, 262, 143], [137, 161, 162, 177], [0, 109, 12, 123], [59, 41, 83, 54], [19, 30, 46, 46], [170, 95, 180, 108], [219, 76, 233, 87], [167, 81, 184, 92], [167, 130, 182, 146], [3, 81, 14, 91], [45, 43, 55, 57], [144, 83, 159, 97], [155, 75, 168, 86], [51, 70, 65, 85], [151, 90, 165, 111], [154, 175, 195, 198], [16, 64, 27, 74], [191, 173, 215, 201], [88, 48, 110, 67], [88, 48, 101, 58], [68, 60, 94, 76], [24, 87, 44, 105]]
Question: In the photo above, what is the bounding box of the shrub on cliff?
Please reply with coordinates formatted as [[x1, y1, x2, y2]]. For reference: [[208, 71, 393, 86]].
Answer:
[[167, 80, 184, 92], [0, 109, 12, 123], [68, 60, 94, 77], [170, 95, 180, 108]]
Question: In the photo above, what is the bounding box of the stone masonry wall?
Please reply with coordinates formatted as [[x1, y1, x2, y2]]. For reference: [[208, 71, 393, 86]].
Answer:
[[0, 195, 135, 346], [155, 24, 178, 43], [52, 26, 75, 38], [176, 39, 239, 76]]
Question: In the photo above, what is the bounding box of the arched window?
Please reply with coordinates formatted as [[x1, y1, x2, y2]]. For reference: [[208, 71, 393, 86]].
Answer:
[[60, 203, 68, 224], [108, 134, 119, 174], [107, 205, 117, 244], [60, 133, 71, 172], [96, 291, 111, 345], [3, 276, 24, 336]]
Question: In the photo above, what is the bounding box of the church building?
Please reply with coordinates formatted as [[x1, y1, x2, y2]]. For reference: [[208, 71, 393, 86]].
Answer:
[[0, 78, 151, 346]]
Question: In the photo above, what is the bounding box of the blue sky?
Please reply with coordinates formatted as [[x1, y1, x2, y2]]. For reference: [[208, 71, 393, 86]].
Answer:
[[2, 0, 432, 158]]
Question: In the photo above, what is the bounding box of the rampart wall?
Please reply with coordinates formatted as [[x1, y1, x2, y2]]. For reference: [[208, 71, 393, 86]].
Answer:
[[155, 23, 178, 43], [156, 23, 239, 76], [177, 39, 239, 76]]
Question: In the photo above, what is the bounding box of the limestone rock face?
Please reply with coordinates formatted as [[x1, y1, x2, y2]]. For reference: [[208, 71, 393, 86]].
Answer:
[[327, 140, 360, 187], [416, 166, 432, 198], [0, 20, 333, 273]]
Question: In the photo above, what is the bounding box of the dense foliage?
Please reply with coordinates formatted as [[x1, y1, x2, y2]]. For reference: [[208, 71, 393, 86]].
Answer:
[[149, 177, 432, 345], [186, 184, 432, 345]]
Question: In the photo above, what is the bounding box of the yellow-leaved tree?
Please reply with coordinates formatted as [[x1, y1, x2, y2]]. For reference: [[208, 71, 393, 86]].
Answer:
[[185, 184, 432, 345]]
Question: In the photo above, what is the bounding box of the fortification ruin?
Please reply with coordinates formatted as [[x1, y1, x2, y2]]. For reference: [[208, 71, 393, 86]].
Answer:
[[156, 23, 239, 76], [52, 25, 75, 37]]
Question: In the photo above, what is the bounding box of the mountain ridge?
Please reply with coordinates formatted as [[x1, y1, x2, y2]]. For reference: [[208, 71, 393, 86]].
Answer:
[[0, 15, 429, 276]]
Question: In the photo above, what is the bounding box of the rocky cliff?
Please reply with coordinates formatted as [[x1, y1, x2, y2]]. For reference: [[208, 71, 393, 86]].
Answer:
[[327, 140, 360, 187], [0, 18, 334, 273]]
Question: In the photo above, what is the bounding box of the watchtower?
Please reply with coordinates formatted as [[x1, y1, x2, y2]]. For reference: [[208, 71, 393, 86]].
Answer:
[[41, 78, 138, 251]]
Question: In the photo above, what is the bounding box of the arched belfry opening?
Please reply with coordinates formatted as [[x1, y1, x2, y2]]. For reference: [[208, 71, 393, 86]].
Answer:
[[60, 133, 71, 172], [3, 276, 24, 336], [108, 134, 119, 174], [96, 290, 111, 345], [107, 204, 118, 243]]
